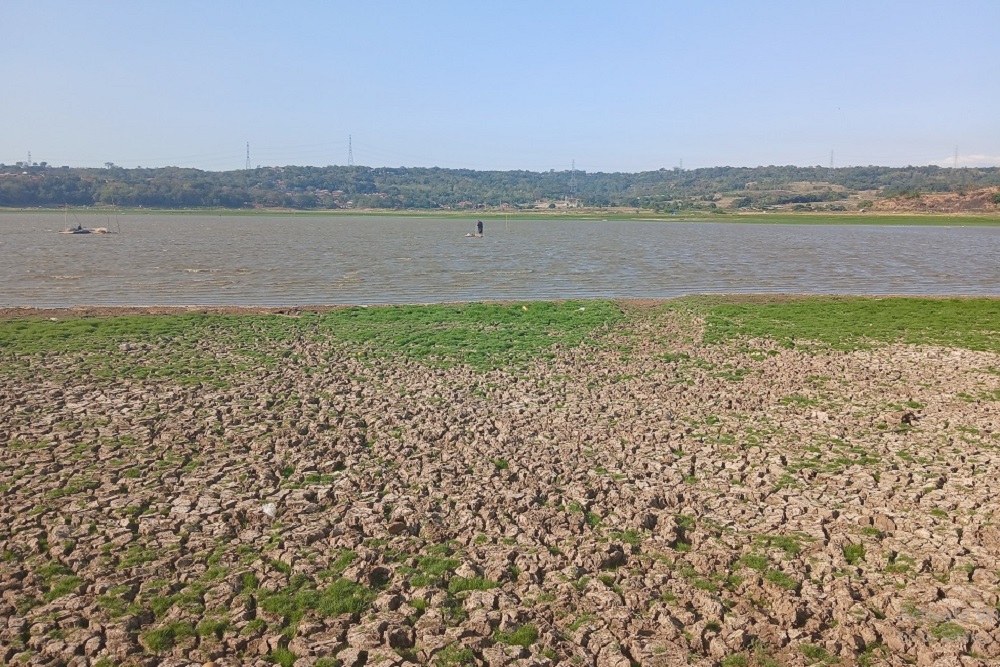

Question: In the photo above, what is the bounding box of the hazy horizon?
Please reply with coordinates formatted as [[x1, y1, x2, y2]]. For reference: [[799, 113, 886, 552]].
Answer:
[[4, 1, 999, 172], [6, 162, 999, 176]]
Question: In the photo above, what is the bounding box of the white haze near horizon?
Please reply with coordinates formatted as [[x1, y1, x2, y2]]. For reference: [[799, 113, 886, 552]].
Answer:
[[932, 155, 1000, 169]]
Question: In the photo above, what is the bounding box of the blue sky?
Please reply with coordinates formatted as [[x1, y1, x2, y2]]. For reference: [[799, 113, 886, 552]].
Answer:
[[3, 1, 998, 172]]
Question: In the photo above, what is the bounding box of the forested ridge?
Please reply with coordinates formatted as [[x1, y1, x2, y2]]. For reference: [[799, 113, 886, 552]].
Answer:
[[2, 162, 999, 211]]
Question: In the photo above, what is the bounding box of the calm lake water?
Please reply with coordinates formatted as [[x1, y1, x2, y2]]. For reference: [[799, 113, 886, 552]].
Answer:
[[2, 214, 999, 307]]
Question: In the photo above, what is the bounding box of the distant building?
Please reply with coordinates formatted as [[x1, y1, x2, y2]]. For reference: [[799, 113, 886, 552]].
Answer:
[[532, 198, 581, 209]]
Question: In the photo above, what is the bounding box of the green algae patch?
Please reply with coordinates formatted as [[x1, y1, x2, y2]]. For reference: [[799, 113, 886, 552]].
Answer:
[[258, 576, 375, 628], [0, 301, 622, 376], [695, 296, 1000, 352], [318, 300, 624, 370], [0, 313, 301, 354], [710, 213, 1000, 226], [4, 297, 996, 380], [0, 313, 309, 385]]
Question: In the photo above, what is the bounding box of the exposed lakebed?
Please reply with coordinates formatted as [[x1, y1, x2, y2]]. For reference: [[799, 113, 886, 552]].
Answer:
[[2, 302, 1000, 666]]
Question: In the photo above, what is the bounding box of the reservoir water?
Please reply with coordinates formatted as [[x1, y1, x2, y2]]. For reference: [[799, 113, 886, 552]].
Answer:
[[1, 214, 998, 307]]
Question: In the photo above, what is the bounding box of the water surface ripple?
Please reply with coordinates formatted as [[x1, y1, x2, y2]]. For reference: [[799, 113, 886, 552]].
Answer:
[[2, 215, 998, 307]]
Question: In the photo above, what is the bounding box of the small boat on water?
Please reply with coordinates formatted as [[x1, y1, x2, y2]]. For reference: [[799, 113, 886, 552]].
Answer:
[[59, 225, 110, 234], [57, 204, 112, 234]]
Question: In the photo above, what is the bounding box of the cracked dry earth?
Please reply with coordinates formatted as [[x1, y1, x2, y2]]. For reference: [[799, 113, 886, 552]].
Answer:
[[2, 307, 1000, 667]]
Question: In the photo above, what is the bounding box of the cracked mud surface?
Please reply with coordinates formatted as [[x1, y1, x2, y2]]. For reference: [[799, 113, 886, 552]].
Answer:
[[2, 303, 999, 667]]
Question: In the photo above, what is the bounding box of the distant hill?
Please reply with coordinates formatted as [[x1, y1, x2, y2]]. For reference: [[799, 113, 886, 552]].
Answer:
[[1, 163, 998, 212], [868, 187, 1000, 213]]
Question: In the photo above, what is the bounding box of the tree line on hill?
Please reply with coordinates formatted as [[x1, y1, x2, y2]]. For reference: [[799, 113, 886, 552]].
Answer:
[[1, 162, 998, 211]]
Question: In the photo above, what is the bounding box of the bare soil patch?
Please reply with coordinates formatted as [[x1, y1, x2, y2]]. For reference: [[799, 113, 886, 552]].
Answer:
[[872, 187, 1000, 214]]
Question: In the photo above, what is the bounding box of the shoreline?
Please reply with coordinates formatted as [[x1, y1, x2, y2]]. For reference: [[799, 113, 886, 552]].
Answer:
[[2, 294, 999, 321], [3, 206, 1000, 226]]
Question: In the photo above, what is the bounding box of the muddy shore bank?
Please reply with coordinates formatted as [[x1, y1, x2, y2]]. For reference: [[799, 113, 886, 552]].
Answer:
[[2, 300, 999, 666]]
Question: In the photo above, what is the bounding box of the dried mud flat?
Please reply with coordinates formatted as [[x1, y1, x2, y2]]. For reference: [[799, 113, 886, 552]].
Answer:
[[2, 305, 1000, 667]]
